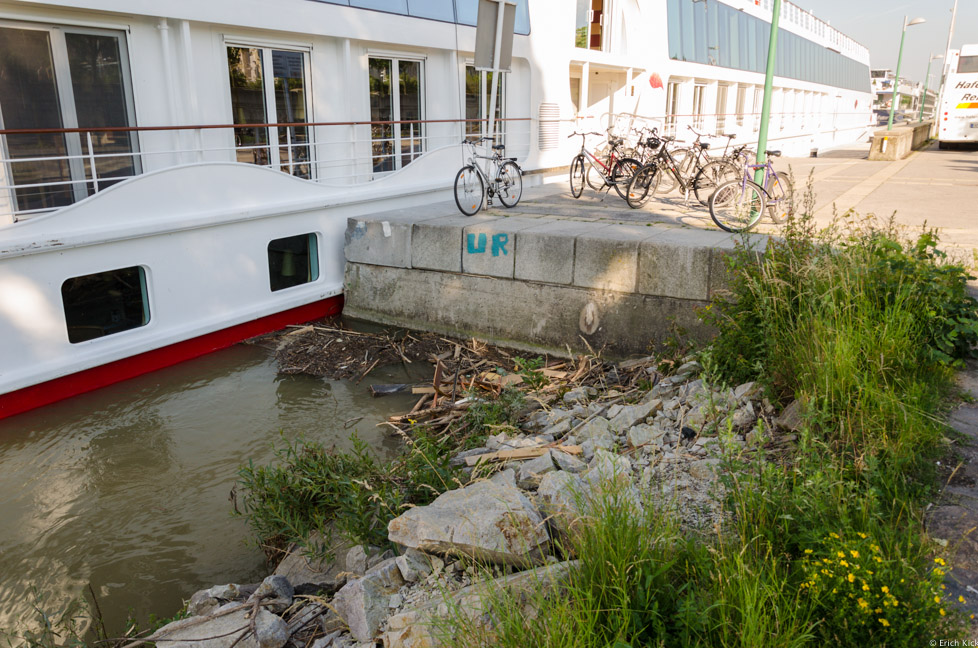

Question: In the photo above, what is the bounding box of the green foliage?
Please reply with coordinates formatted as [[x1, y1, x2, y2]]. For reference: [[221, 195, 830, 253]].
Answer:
[[512, 356, 549, 389], [463, 387, 526, 439], [236, 429, 462, 555]]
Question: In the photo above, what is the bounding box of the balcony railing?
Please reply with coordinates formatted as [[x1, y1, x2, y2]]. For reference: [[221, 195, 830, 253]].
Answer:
[[0, 116, 532, 223]]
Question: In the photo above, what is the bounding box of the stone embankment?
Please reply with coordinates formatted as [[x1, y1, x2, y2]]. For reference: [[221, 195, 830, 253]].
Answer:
[[149, 361, 800, 648]]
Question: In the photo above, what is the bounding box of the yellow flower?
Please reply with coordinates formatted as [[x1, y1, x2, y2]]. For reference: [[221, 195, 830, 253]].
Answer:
[[858, 532, 868, 539], [878, 618, 890, 627], [830, 532, 840, 539], [851, 550, 860, 558], [935, 557, 946, 566], [804, 549, 813, 554], [940, 608, 947, 617], [882, 586, 889, 594], [935, 596, 942, 604], [959, 596, 967, 603], [862, 584, 870, 591], [875, 608, 882, 614], [840, 560, 849, 568], [847, 573, 855, 583], [837, 551, 846, 558]]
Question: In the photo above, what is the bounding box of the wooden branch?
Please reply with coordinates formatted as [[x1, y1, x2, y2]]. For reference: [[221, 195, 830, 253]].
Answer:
[[464, 445, 582, 467]]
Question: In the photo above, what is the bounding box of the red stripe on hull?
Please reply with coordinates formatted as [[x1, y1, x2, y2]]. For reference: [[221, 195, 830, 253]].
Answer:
[[0, 295, 344, 421]]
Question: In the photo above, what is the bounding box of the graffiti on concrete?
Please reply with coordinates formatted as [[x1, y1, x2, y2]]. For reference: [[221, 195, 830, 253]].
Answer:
[[466, 232, 509, 256]]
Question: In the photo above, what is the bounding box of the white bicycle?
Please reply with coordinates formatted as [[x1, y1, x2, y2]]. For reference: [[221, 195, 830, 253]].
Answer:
[[453, 137, 523, 216]]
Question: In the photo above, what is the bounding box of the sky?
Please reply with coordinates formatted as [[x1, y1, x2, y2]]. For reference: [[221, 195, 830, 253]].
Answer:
[[792, 0, 978, 86]]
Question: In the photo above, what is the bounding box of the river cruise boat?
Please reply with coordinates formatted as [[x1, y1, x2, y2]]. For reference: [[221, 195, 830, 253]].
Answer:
[[0, 0, 873, 419]]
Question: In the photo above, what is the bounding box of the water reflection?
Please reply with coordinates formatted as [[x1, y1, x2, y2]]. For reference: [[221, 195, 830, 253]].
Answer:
[[0, 342, 418, 636]]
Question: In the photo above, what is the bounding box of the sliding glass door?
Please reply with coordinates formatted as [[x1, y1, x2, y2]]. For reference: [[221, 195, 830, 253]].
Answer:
[[369, 56, 424, 173], [0, 23, 138, 213], [227, 45, 311, 179]]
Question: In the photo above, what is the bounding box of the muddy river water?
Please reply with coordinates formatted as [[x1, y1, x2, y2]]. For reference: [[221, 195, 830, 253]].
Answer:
[[0, 341, 420, 637]]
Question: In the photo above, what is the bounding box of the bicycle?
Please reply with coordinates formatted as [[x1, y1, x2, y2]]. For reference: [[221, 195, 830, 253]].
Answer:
[[568, 132, 641, 201], [707, 150, 794, 233], [454, 137, 523, 216]]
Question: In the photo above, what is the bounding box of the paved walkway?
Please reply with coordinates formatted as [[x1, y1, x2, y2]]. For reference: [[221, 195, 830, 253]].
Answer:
[[510, 141, 978, 286]]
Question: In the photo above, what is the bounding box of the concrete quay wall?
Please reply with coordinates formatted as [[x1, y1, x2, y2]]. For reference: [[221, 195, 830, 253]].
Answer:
[[343, 204, 767, 357]]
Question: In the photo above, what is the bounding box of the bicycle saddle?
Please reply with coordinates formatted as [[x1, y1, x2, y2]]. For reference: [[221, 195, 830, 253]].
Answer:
[[699, 142, 710, 150], [764, 150, 782, 157], [492, 144, 505, 151]]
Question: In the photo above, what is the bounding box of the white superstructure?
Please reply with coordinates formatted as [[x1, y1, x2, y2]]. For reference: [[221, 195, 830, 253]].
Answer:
[[0, 0, 873, 418]]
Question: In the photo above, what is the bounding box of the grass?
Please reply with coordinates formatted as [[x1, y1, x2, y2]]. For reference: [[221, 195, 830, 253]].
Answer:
[[443, 193, 978, 647]]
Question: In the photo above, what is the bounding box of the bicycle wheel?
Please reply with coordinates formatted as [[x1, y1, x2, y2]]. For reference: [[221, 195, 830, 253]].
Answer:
[[693, 160, 741, 206], [709, 179, 766, 233], [454, 165, 484, 216], [625, 163, 660, 209], [585, 163, 604, 190], [569, 155, 586, 198], [611, 157, 642, 200], [764, 171, 794, 224], [657, 149, 686, 194], [496, 161, 523, 208]]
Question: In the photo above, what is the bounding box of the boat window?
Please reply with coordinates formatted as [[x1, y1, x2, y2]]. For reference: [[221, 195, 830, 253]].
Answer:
[[62, 267, 150, 344], [268, 233, 319, 292], [575, 0, 607, 50], [309, 0, 530, 35]]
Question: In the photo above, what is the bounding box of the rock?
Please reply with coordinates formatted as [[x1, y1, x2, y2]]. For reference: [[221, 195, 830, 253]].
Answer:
[[387, 479, 551, 566], [332, 558, 406, 642], [688, 458, 721, 481], [536, 471, 588, 537], [574, 417, 612, 441], [606, 404, 624, 420], [609, 401, 660, 432], [730, 404, 756, 430], [394, 548, 433, 583], [675, 360, 702, 378], [151, 602, 288, 648], [580, 436, 613, 462], [517, 450, 557, 489], [775, 400, 803, 431], [489, 468, 517, 489], [450, 447, 491, 467], [540, 418, 572, 437], [381, 562, 578, 648], [186, 584, 242, 617], [273, 532, 348, 592], [586, 449, 632, 486], [734, 381, 761, 401], [626, 424, 655, 449], [677, 380, 705, 402], [552, 449, 587, 473], [389, 593, 403, 608], [247, 575, 294, 614], [346, 546, 369, 575], [563, 387, 590, 404], [367, 549, 395, 570]]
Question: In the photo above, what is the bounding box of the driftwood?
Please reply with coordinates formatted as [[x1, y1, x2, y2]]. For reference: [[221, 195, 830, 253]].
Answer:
[[464, 445, 583, 467]]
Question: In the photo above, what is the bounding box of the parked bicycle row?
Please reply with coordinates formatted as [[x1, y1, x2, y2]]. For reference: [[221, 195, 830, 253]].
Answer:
[[567, 125, 794, 233]]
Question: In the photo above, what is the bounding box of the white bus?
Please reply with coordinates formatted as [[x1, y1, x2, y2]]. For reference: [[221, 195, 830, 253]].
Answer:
[[938, 44, 978, 148]]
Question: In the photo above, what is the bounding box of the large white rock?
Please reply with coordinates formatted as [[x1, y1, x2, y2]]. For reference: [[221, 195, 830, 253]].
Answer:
[[151, 602, 288, 648], [387, 479, 550, 566], [516, 450, 557, 489], [332, 558, 406, 642], [608, 401, 660, 432]]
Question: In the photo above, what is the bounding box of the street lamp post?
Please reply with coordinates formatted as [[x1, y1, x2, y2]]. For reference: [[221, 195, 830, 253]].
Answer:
[[919, 53, 944, 122], [887, 15, 926, 131]]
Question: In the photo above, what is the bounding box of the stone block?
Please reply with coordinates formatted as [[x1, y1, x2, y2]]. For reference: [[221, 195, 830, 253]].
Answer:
[[514, 220, 596, 284], [462, 217, 543, 278], [707, 233, 767, 297], [412, 214, 500, 272], [637, 228, 734, 300], [345, 218, 412, 268], [573, 224, 657, 292]]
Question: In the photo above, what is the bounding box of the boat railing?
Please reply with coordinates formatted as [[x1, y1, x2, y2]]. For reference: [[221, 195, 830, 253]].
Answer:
[[0, 116, 533, 223]]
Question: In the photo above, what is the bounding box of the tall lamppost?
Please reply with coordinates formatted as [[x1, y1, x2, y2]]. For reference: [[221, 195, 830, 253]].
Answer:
[[887, 15, 926, 130], [919, 53, 943, 122]]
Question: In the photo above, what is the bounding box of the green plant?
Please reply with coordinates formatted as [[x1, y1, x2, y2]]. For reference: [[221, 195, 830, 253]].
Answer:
[[236, 429, 463, 556], [462, 387, 526, 440], [512, 356, 549, 390]]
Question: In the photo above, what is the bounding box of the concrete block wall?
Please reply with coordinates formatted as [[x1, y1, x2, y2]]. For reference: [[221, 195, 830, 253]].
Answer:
[[344, 208, 768, 357]]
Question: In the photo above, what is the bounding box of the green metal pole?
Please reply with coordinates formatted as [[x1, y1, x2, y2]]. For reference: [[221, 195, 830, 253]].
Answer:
[[755, 0, 781, 187], [918, 55, 933, 122], [887, 19, 908, 131]]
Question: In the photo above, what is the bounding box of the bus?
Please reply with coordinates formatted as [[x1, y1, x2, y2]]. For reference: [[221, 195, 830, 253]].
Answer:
[[938, 44, 978, 148]]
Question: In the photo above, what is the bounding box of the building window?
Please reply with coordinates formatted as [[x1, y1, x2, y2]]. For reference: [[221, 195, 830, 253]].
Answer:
[[0, 23, 139, 214], [62, 266, 150, 343], [464, 66, 505, 143], [665, 81, 681, 134], [692, 83, 706, 130], [735, 85, 747, 126], [715, 84, 729, 134], [369, 56, 424, 173], [227, 46, 311, 179], [268, 233, 319, 292], [575, 0, 608, 51]]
